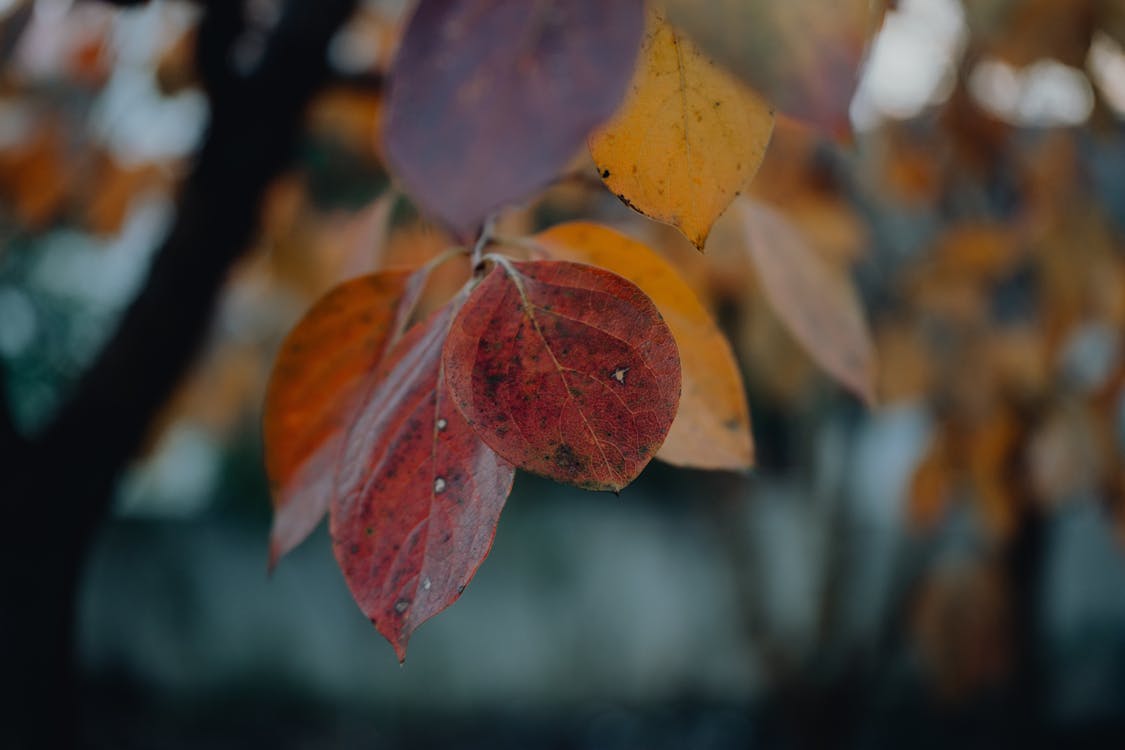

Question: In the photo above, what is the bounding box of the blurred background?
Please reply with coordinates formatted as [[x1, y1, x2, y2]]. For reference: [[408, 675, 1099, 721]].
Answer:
[[1, 0, 1125, 747]]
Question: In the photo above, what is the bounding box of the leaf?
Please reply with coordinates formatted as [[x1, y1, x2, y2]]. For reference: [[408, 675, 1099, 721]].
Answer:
[[84, 155, 164, 236], [333, 190, 397, 281], [528, 222, 752, 470], [964, 0, 1095, 68], [382, 0, 645, 240], [0, 116, 71, 230], [589, 12, 773, 250], [658, 0, 889, 136], [263, 269, 423, 568], [737, 199, 876, 405], [331, 299, 515, 662], [444, 259, 681, 492]]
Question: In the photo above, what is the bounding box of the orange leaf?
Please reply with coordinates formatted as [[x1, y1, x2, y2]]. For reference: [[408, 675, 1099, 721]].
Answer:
[[444, 259, 681, 491], [528, 222, 752, 470], [331, 299, 515, 662], [263, 268, 425, 568], [589, 11, 774, 249], [737, 199, 876, 404]]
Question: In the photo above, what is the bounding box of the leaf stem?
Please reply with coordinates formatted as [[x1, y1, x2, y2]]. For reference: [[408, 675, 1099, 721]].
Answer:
[[421, 245, 472, 274], [471, 215, 497, 273], [492, 234, 545, 260]]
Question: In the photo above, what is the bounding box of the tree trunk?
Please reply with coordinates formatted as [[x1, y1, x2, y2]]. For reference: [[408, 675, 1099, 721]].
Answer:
[[0, 0, 359, 745]]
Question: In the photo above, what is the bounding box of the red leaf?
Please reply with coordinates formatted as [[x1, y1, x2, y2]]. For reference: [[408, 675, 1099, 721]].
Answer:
[[529, 222, 753, 471], [382, 0, 645, 239], [331, 298, 515, 662], [444, 259, 681, 492], [264, 269, 423, 568]]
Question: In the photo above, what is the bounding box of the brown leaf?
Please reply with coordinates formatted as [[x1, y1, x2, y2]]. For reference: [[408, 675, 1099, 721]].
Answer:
[[659, 0, 889, 136], [965, 0, 1096, 68], [0, 117, 71, 230], [737, 199, 876, 405], [912, 561, 1011, 701], [383, 0, 645, 239]]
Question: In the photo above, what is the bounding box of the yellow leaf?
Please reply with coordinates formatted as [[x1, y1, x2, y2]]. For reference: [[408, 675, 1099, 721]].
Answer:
[[589, 12, 774, 250], [737, 199, 876, 405], [528, 221, 753, 470]]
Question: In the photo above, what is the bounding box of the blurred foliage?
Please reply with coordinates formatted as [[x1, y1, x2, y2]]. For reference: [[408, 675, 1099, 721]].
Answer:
[[0, 0, 1124, 744]]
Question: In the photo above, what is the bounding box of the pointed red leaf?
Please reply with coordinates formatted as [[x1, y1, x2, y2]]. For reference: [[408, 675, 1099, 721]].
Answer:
[[382, 0, 645, 239], [444, 260, 680, 492], [331, 298, 515, 662], [264, 269, 421, 568]]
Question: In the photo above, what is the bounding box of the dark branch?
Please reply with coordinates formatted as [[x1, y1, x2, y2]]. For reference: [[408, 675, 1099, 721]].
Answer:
[[81, 0, 207, 6], [1, 1, 359, 742], [0, 361, 22, 460], [327, 70, 385, 94], [27, 0, 359, 533]]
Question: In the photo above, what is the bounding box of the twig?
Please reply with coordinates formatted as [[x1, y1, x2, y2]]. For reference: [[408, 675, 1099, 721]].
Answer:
[[471, 214, 496, 272]]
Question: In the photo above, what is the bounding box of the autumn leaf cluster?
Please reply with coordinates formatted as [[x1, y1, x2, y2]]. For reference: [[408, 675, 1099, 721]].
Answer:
[[263, 0, 882, 660]]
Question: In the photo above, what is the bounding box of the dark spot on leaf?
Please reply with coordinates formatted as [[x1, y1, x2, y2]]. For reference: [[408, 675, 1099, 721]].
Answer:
[[553, 443, 584, 477], [615, 192, 642, 213]]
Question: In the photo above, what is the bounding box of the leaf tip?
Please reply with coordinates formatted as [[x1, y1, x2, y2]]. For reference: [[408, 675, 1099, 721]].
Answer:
[[373, 617, 411, 665], [854, 366, 879, 409], [266, 537, 282, 575], [860, 385, 879, 410], [687, 227, 710, 252]]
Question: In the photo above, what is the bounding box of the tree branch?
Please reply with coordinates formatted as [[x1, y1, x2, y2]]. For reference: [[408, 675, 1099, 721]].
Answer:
[[328, 70, 386, 94], [81, 0, 207, 7], [0, 361, 22, 460], [30, 0, 359, 532], [2, 0, 359, 745]]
